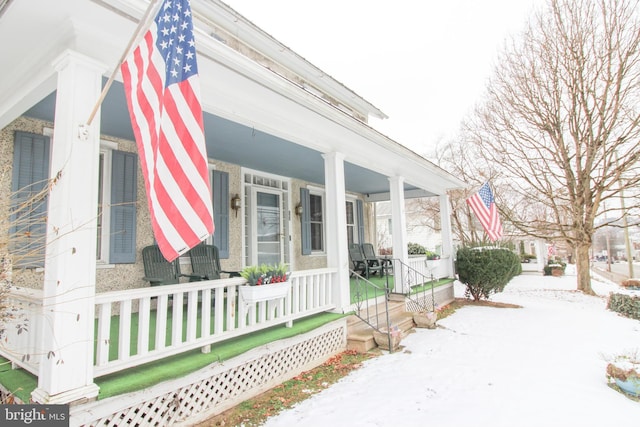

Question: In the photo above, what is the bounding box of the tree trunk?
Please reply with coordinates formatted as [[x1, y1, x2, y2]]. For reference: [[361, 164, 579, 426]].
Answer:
[[575, 243, 595, 295]]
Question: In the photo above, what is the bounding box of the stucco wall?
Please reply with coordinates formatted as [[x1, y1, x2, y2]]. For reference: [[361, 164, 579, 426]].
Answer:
[[290, 179, 327, 271], [3, 117, 372, 291], [1, 116, 152, 292]]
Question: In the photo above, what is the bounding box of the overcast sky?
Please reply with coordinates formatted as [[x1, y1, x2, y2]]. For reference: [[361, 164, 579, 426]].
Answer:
[[222, 0, 545, 155]]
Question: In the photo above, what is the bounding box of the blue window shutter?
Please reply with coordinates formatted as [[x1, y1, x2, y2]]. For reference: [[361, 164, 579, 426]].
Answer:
[[109, 150, 137, 264], [300, 188, 311, 255], [356, 199, 365, 243], [10, 132, 50, 268], [212, 170, 229, 258]]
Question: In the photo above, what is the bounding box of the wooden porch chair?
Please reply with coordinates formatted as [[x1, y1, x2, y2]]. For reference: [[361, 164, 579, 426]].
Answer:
[[189, 243, 240, 280], [142, 245, 204, 287], [349, 243, 382, 278]]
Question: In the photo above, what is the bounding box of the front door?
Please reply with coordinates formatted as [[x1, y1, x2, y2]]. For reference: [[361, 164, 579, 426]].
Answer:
[[253, 189, 283, 265]]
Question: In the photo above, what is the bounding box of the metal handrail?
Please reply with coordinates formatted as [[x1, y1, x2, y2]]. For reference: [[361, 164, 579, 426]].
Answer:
[[350, 269, 396, 351], [350, 258, 439, 352], [386, 258, 437, 313]]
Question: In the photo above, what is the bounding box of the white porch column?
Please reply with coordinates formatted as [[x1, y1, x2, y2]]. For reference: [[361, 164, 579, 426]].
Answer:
[[31, 50, 104, 404], [389, 176, 409, 291], [322, 152, 350, 313], [439, 193, 455, 277]]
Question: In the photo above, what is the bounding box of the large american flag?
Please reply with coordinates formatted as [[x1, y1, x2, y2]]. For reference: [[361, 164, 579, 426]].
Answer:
[[466, 182, 503, 242], [121, 0, 214, 262]]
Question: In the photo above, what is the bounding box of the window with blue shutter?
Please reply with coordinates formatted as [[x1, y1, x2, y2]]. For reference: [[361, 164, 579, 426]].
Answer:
[[10, 132, 50, 268], [109, 150, 137, 263], [212, 170, 230, 258], [300, 188, 311, 255]]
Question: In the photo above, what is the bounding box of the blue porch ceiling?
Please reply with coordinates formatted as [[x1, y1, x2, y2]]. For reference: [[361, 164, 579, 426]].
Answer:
[[24, 80, 417, 197]]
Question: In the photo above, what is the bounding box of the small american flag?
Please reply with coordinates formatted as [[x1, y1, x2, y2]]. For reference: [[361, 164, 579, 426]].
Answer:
[[121, 0, 214, 262], [466, 182, 503, 242]]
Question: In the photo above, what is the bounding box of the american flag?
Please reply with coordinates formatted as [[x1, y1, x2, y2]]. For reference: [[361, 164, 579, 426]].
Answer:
[[121, 0, 214, 262], [466, 182, 503, 242]]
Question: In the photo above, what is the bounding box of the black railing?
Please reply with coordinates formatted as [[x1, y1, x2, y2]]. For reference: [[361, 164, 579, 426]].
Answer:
[[351, 269, 391, 329], [350, 258, 440, 351], [350, 269, 396, 350], [385, 258, 437, 313]]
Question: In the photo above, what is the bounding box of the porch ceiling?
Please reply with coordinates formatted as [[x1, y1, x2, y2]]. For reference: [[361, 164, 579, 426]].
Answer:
[[25, 84, 423, 198], [1, 0, 465, 200]]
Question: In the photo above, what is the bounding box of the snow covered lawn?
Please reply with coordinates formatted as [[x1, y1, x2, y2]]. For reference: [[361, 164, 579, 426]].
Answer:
[[263, 265, 640, 427]]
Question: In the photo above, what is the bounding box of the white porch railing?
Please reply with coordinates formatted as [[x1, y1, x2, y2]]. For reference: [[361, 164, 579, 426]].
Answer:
[[0, 287, 43, 376], [0, 268, 336, 379], [407, 255, 453, 281]]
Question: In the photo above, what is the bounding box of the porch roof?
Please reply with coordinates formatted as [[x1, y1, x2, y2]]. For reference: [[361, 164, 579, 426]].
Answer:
[[0, 0, 466, 200]]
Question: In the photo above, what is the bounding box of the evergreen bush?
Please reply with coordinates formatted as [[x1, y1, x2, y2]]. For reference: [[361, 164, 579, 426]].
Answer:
[[455, 246, 521, 301], [607, 293, 640, 320], [407, 242, 439, 259], [407, 242, 427, 255]]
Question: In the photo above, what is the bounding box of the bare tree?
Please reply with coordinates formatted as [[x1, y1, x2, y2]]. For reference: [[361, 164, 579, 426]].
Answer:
[[433, 136, 504, 246], [465, 0, 640, 294]]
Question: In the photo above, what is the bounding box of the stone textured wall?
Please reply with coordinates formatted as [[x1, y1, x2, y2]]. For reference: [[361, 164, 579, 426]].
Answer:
[[2, 117, 371, 291]]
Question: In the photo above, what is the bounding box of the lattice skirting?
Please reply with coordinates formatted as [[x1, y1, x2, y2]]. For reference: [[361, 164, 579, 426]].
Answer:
[[405, 282, 455, 313], [70, 319, 347, 427]]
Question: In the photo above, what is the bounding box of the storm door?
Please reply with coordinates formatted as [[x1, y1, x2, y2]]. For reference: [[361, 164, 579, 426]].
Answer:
[[253, 189, 284, 265]]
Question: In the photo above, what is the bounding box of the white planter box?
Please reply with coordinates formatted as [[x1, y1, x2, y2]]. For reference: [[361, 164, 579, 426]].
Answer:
[[239, 281, 290, 304]]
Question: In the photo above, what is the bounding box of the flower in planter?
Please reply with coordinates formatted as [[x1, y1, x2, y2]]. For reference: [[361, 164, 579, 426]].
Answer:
[[606, 349, 640, 397], [621, 279, 640, 290], [389, 325, 401, 338], [240, 263, 290, 286]]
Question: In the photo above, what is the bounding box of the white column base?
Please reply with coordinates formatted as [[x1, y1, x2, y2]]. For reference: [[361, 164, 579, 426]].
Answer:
[[32, 383, 99, 405]]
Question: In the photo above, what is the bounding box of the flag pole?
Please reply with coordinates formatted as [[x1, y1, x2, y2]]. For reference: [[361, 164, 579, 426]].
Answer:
[[85, 0, 161, 126]]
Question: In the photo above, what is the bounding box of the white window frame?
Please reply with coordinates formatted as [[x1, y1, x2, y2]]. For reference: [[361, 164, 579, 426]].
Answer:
[[345, 196, 358, 245], [241, 168, 292, 267], [96, 139, 118, 265]]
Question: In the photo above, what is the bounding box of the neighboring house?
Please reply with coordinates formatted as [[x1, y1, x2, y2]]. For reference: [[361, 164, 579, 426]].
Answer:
[[0, 0, 465, 422]]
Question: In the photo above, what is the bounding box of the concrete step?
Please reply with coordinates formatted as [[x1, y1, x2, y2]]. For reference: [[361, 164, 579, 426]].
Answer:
[[346, 297, 415, 353]]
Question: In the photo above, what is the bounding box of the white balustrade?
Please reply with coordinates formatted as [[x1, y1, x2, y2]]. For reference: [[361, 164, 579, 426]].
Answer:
[[1, 269, 336, 378]]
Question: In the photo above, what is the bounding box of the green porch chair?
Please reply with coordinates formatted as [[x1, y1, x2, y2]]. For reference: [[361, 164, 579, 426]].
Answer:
[[189, 243, 240, 279], [349, 243, 383, 278], [361, 243, 391, 274], [142, 244, 204, 286]]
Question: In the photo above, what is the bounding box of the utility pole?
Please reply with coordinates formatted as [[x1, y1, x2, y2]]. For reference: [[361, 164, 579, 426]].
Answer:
[[606, 224, 612, 273]]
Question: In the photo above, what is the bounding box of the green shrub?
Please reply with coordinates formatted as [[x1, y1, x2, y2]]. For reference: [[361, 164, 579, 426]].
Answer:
[[607, 293, 640, 320], [407, 242, 427, 255], [543, 257, 566, 276], [407, 242, 439, 259], [455, 247, 521, 301]]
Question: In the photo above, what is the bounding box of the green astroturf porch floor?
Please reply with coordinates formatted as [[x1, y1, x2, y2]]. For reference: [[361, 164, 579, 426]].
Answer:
[[0, 277, 453, 403], [0, 312, 343, 402], [349, 275, 454, 303]]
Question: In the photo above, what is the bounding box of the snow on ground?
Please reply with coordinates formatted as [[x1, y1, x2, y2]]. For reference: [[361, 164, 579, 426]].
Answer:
[[262, 265, 640, 427]]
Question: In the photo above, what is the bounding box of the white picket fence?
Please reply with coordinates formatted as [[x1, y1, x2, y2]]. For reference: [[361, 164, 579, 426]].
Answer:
[[1, 268, 336, 379]]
